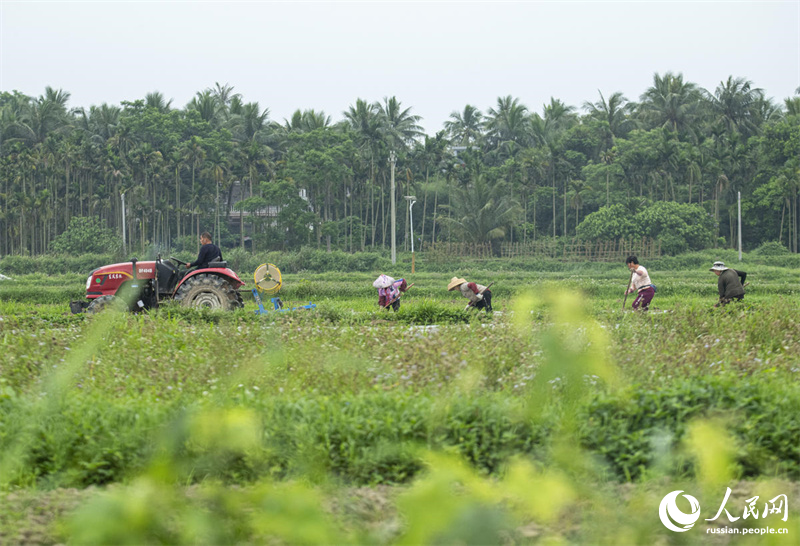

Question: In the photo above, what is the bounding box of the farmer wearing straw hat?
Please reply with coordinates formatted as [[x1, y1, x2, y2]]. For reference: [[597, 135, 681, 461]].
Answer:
[[373, 274, 408, 311], [624, 255, 655, 311], [448, 277, 492, 312], [710, 261, 746, 306]]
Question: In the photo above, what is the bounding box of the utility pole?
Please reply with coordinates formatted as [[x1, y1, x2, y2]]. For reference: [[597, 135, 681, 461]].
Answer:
[[406, 196, 416, 273], [121, 192, 127, 255], [390, 151, 397, 265], [738, 191, 742, 261]]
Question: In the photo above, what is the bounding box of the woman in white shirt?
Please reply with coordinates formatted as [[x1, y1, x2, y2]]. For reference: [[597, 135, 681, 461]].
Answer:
[[624, 255, 655, 311]]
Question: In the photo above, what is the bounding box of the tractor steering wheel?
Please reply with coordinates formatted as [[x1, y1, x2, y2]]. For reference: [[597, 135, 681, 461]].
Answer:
[[169, 256, 189, 267]]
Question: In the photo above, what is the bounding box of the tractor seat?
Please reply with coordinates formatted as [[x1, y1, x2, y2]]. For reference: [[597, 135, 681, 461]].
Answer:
[[208, 261, 227, 268]]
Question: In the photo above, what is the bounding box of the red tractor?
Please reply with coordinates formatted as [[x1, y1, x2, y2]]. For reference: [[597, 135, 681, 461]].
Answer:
[[71, 256, 245, 314]]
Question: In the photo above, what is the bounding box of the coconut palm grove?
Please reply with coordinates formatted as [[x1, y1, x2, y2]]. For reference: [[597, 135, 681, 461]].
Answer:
[[2, 74, 800, 545], [1, 73, 799, 257]]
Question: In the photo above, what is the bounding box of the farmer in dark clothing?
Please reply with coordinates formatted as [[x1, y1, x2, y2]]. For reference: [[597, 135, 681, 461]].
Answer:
[[710, 261, 746, 306], [189, 232, 222, 269]]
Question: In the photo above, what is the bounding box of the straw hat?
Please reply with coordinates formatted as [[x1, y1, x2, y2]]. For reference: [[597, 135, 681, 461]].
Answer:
[[373, 274, 395, 289], [709, 261, 728, 272], [447, 277, 467, 291]]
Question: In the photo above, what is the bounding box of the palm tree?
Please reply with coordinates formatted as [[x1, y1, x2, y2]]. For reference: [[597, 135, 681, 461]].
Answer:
[[377, 96, 423, 150], [43, 87, 71, 111], [145, 91, 173, 113], [202, 148, 229, 241], [186, 91, 219, 124], [785, 97, 800, 117], [0, 92, 28, 148], [530, 98, 577, 237], [77, 103, 121, 147], [685, 148, 702, 204], [410, 131, 451, 244], [750, 96, 780, 125], [655, 130, 681, 200], [542, 98, 578, 132], [776, 167, 800, 251], [210, 82, 241, 125], [638, 72, 702, 138], [438, 173, 521, 256], [344, 99, 386, 246], [582, 90, 633, 145], [181, 137, 206, 246], [343, 99, 383, 151], [600, 149, 616, 206], [485, 95, 530, 153], [284, 109, 331, 133], [705, 76, 764, 138], [231, 101, 270, 142], [130, 142, 164, 245], [168, 150, 186, 243], [238, 140, 272, 248], [444, 104, 484, 147], [569, 179, 591, 231], [10, 88, 72, 146]]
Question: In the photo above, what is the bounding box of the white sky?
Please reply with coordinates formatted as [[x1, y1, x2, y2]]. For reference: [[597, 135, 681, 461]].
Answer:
[[1, 0, 798, 134]]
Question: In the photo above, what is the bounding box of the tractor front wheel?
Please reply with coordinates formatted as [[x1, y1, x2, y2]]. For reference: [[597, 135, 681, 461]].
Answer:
[[174, 274, 242, 311], [86, 295, 126, 315]]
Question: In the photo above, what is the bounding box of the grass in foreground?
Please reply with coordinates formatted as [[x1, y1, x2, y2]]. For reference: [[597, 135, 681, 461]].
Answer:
[[1, 270, 799, 544]]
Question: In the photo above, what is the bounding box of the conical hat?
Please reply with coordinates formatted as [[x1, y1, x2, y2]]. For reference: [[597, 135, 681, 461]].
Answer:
[[373, 274, 395, 289], [447, 277, 467, 291]]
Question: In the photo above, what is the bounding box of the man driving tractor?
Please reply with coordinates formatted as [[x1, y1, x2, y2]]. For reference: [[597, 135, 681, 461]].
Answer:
[[188, 232, 222, 270]]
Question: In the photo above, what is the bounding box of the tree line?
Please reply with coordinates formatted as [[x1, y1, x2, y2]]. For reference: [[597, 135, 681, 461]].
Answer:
[[1, 74, 799, 257]]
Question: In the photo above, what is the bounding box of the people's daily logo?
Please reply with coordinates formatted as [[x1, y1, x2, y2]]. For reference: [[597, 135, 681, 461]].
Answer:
[[658, 488, 788, 534], [659, 490, 701, 532]]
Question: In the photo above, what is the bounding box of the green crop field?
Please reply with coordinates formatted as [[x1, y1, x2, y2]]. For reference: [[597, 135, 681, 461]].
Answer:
[[1, 255, 799, 545]]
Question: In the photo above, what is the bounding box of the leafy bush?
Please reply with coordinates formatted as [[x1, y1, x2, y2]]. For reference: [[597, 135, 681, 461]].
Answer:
[[393, 298, 473, 324], [50, 217, 122, 255], [577, 201, 715, 254], [2, 394, 546, 487], [4, 376, 800, 488], [581, 376, 800, 481], [574, 204, 638, 241], [752, 240, 790, 256], [17, 396, 167, 487], [636, 201, 716, 253]]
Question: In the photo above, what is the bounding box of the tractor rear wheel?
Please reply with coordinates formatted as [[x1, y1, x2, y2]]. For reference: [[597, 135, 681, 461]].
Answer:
[[174, 274, 242, 311], [86, 295, 126, 315]]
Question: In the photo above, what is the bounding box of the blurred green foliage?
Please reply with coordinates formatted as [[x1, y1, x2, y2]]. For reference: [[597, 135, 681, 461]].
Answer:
[[1, 268, 799, 544]]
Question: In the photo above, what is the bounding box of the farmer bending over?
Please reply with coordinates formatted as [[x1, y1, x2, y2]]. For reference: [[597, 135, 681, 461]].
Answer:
[[373, 274, 408, 311], [188, 232, 222, 270], [710, 261, 746, 306], [448, 277, 492, 312], [624, 255, 655, 311]]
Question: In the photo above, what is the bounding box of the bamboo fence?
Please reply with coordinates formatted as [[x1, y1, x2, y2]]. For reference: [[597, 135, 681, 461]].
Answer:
[[422, 238, 661, 263]]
